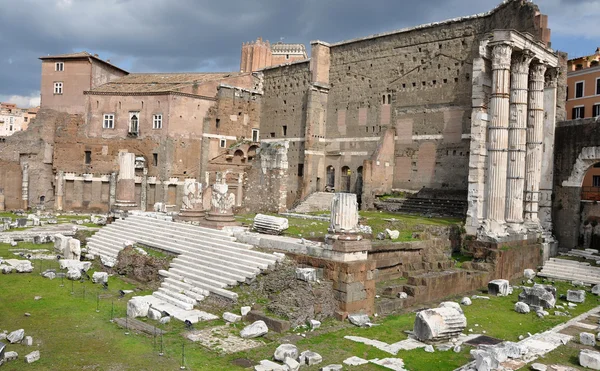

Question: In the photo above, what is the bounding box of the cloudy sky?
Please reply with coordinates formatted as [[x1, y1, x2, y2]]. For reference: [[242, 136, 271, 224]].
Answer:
[[0, 0, 597, 108]]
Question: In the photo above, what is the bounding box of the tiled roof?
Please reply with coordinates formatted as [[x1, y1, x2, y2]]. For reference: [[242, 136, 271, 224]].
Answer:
[[39, 51, 128, 73], [88, 72, 241, 94]]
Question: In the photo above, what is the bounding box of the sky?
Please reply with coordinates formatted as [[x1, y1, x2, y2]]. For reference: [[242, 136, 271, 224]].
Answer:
[[0, 0, 597, 108]]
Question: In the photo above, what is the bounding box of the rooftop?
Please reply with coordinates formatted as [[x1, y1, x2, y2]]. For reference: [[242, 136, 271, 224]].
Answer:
[[87, 72, 243, 94], [39, 51, 129, 74]]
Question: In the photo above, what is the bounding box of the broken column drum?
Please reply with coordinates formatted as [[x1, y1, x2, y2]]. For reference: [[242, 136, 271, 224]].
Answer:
[[177, 179, 205, 221], [329, 192, 360, 238], [413, 307, 467, 342], [115, 152, 136, 207], [202, 182, 239, 228]]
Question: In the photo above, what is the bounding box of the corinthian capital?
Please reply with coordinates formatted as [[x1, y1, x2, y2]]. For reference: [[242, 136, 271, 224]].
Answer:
[[491, 44, 513, 70], [511, 50, 534, 74], [544, 68, 559, 88], [529, 63, 547, 82]]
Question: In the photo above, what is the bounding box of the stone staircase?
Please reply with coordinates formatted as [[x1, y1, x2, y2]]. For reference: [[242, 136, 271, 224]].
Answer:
[[374, 197, 467, 218], [87, 214, 282, 319], [538, 257, 600, 285], [292, 192, 335, 213]]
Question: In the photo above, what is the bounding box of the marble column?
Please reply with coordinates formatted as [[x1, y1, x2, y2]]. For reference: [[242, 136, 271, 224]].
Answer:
[[329, 192, 359, 235], [524, 63, 547, 224], [505, 51, 533, 226], [109, 172, 116, 209], [485, 44, 513, 228], [116, 152, 136, 207], [55, 170, 65, 211], [140, 168, 148, 211], [0, 188, 5, 211], [177, 179, 205, 221], [21, 163, 29, 210]]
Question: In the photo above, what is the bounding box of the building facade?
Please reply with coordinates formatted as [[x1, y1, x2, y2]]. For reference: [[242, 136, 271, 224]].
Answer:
[[566, 48, 600, 119], [39, 52, 128, 114], [0, 103, 38, 137], [240, 38, 307, 73]]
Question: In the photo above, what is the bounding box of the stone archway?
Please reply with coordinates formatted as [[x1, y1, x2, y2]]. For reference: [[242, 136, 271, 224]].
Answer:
[[554, 146, 600, 249]]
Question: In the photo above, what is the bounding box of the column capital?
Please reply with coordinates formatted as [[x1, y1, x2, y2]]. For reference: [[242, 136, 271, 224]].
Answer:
[[529, 63, 548, 82], [544, 67, 560, 88], [511, 50, 534, 74], [491, 43, 513, 70]]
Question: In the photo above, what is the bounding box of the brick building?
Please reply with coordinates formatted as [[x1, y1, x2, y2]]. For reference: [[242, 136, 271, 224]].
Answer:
[[566, 48, 600, 119], [0, 103, 38, 137], [240, 38, 307, 73], [39, 52, 128, 114]]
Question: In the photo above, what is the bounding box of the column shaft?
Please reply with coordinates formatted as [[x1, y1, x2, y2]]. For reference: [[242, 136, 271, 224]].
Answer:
[[485, 44, 513, 223], [524, 63, 547, 222], [505, 52, 533, 224]]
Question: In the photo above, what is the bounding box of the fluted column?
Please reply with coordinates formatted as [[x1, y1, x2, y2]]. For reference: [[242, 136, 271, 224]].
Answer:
[[329, 193, 359, 234], [505, 51, 533, 225], [22, 163, 29, 210], [485, 44, 513, 225], [116, 152, 136, 206], [55, 170, 65, 211], [524, 63, 547, 223]]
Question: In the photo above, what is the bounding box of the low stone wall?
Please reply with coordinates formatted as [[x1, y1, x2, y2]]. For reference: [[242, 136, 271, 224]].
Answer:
[[286, 253, 376, 318], [369, 239, 453, 282]]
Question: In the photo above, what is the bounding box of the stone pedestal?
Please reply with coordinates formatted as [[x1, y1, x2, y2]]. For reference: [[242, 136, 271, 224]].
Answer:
[[115, 152, 137, 208], [177, 179, 205, 222], [325, 193, 371, 262], [200, 183, 239, 229]]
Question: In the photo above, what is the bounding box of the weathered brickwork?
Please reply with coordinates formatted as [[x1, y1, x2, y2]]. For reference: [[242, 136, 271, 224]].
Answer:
[[258, 0, 551, 209]]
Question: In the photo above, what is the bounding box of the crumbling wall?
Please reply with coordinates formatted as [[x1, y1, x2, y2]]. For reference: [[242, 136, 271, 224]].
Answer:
[[242, 141, 288, 213]]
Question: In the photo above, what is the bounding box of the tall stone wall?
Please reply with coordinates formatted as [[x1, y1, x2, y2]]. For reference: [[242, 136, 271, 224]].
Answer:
[[258, 0, 551, 208]]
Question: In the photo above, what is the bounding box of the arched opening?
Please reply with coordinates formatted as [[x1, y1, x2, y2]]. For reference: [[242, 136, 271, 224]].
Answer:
[[580, 162, 600, 249], [326, 166, 335, 191], [247, 145, 258, 161], [39, 195, 45, 205], [233, 149, 245, 163], [341, 166, 351, 192]]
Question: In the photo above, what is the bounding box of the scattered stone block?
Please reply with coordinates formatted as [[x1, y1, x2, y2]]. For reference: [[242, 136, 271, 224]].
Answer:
[[348, 313, 370, 327], [284, 357, 300, 371], [15, 261, 33, 273], [413, 307, 467, 342], [240, 321, 268, 339], [254, 359, 286, 371], [1, 265, 14, 274], [91, 272, 108, 284], [127, 297, 150, 318], [59, 260, 91, 272], [343, 356, 368, 366], [518, 285, 556, 308], [41, 271, 55, 279], [453, 345, 461, 353], [581, 332, 597, 346], [241, 306, 251, 316], [580, 349, 600, 370], [567, 290, 585, 303], [593, 285, 600, 295], [439, 301, 463, 314], [398, 292, 408, 299], [159, 316, 171, 325], [147, 308, 162, 321], [515, 302, 530, 314], [66, 268, 81, 280], [385, 229, 400, 239], [22, 336, 32, 346], [223, 312, 242, 323], [253, 214, 289, 235], [245, 311, 290, 333], [524, 269, 536, 279], [24, 350, 39, 364], [274, 344, 298, 362], [299, 350, 322, 366], [320, 364, 342, 371], [7, 329, 24, 344], [460, 297, 472, 306], [4, 351, 18, 361], [531, 363, 547, 371], [424, 344, 435, 352], [488, 279, 510, 296], [295, 268, 317, 282], [309, 319, 321, 330]]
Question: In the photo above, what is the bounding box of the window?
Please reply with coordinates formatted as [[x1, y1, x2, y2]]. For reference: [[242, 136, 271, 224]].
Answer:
[[129, 112, 139, 134], [596, 78, 600, 95], [216, 118, 220, 128], [252, 129, 259, 142], [219, 139, 226, 148], [153, 114, 162, 129], [103, 114, 114, 129], [573, 106, 585, 119], [594, 104, 600, 118], [84, 151, 91, 164], [153, 153, 158, 166], [54, 82, 63, 94], [270, 132, 275, 138], [593, 176, 600, 187], [298, 164, 304, 177], [575, 81, 584, 98], [282, 125, 287, 136], [9, 117, 13, 131], [55, 62, 64, 71], [24, 117, 28, 122]]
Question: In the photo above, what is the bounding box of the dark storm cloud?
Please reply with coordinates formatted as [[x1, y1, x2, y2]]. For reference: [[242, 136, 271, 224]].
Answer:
[[0, 0, 598, 105]]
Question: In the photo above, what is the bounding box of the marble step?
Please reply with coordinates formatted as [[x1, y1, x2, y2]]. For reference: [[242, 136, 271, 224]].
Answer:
[[159, 269, 237, 300], [127, 215, 232, 239]]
